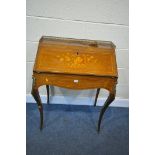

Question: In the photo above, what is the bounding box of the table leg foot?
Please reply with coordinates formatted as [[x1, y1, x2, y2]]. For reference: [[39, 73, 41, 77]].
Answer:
[[46, 85, 50, 104], [97, 90, 116, 132], [31, 88, 44, 130], [94, 88, 100, 107]]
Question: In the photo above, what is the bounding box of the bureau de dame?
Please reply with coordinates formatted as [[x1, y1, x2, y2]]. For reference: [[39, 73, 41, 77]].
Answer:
[[31, 36, 118, 132]]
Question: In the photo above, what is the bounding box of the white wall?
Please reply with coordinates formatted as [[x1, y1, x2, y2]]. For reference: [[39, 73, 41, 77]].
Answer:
[[26, 0, 129, 101]]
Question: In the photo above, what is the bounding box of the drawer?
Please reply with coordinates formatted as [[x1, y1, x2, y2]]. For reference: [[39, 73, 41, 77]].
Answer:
[[33, 73, 117, 91]]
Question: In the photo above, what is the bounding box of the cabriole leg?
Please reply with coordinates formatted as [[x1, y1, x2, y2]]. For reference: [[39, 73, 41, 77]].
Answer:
[[31, 78, 43, 130], [31, 88, 43, 130], [97, 88, 116, 133]]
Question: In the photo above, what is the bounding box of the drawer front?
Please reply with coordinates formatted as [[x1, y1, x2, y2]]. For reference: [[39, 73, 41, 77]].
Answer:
[[34, 73, 117, 91]]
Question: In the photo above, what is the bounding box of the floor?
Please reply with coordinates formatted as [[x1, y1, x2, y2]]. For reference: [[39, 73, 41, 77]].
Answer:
[[26, 103, 129, 155]]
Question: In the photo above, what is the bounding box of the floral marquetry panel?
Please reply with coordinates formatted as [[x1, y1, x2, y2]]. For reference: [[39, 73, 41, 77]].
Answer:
[[34, 36, 118, 77]]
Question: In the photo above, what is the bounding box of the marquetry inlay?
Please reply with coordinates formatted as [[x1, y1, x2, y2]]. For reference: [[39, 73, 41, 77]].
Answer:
[[56, 52, 98, 68]]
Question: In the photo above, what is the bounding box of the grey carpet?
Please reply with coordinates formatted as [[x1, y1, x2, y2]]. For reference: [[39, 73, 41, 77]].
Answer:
[[26, 103, 129, 155]]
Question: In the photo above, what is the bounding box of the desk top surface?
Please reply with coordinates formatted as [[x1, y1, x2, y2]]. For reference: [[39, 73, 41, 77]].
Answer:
[[34, 36, 118, 77]]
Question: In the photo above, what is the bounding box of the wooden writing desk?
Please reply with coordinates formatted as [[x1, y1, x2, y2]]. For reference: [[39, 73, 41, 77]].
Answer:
[[31, 36, 118, 132]]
